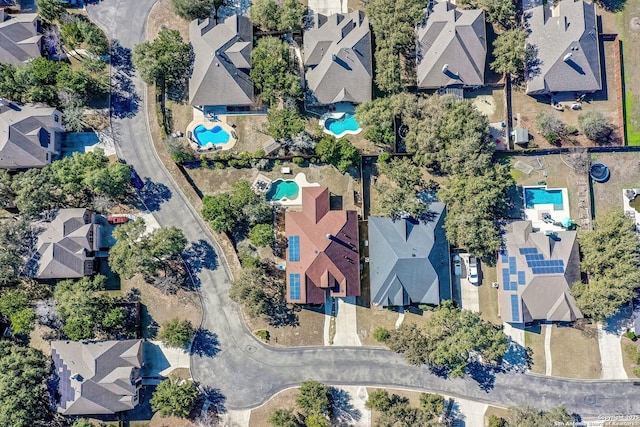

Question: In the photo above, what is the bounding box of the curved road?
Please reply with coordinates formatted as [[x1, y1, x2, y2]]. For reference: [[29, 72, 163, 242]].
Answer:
[[86, 0, 640, 416]]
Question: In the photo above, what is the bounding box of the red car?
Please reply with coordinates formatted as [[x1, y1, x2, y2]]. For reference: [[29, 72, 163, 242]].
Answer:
[[107, 215, 129, 225]]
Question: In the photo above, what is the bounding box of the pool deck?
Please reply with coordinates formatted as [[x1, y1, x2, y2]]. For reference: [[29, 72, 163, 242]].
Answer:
[[186, 109, 238, 152], [253, 172, 320, 206], [523, 186, 571, 232]]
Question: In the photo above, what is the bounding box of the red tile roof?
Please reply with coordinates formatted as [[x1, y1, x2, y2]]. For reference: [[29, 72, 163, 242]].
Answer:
[[285, 186, 360, 304]]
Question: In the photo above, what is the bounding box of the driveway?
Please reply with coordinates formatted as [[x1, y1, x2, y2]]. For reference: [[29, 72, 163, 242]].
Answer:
[[86, 0, 640, 417]]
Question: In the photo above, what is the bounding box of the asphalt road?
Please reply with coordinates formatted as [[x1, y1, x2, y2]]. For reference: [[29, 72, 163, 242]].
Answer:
[[86, 0, 640, 416]]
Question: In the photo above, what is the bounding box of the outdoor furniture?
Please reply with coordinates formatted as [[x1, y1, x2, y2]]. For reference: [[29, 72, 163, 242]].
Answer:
[[281, 167, 292, 174]]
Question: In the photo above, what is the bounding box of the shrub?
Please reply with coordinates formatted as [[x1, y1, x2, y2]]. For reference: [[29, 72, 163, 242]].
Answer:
[[292, 156, 304, 165], [633, 366, 640, 378], [545, 133, 560, 145], [378, 152, 391, 163], [158, 318, 195, 348], [238, 247, 261, 268], [627, 330, 637, 341], [535, 110, 564, 137], [565, 125, 578, 135], [488, 414, 507, 427], [255, 329, 270, 341], [374, 327, 390, 342], [578, 111, 613, 143]]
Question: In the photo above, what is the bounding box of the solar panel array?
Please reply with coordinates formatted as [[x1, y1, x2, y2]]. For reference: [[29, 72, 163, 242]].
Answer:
[[510, 294, 520, 322], [288, 236, 300, 262], [52, 349, 74, 409], [502, 246, 565, 293], [517, 271, 526, 285], [519, 247, 565, 273], [289, 273, 301, 300]]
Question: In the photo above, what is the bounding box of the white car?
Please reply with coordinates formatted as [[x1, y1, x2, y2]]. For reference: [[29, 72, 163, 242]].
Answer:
[[452, 255, 462, 276], [468, 256, 479, 285]]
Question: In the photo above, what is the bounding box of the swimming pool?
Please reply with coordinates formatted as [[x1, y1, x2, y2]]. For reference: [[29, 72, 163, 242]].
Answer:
[[324, 114, 361, 137], [194, 124, 230, 146], [524, 187, 564, 210], [266, 179, 299, 201]]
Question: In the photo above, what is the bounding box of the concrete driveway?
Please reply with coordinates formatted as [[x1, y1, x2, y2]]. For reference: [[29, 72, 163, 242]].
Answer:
[[86, 0, 640, 417]]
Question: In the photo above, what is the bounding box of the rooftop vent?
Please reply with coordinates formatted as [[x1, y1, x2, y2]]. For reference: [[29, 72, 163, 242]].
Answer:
[[563, 53, 572, 62], [442, 64, 449, 74]]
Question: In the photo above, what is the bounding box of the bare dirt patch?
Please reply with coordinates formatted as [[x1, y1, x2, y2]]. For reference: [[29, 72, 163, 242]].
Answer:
[[356, 305, 401, 346], [146, 0, 190, 40], [466, 87, 506, 123], [590, 152, 640, 217], [249, 388, 299, 427], [243, 306, 325, 347], [229, 115, 272, 153]]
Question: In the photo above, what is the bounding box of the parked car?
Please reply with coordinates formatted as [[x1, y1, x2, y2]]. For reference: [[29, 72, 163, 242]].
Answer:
[[468, 256, 479, 285], [452, 254, 462, 276], [107, 215, 129, 225], [130, 168, 144, 190]]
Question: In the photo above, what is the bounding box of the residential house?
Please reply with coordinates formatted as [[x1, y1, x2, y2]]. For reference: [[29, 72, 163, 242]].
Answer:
[[0, 9, 43, 65], [0, 101, 63, 169], [30, 209, 102, 279], [189, 15, 254, 110], [303, 11, 373, 105], [285, 186, 360, 304], [51, 339, 144, 415], [525, 0, 601, 95], [416, 1, 486, 89], [368, 202, 451, 307], [498, 220, 582, 324]]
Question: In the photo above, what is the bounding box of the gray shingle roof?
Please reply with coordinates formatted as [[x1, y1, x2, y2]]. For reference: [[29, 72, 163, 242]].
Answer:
[[303, 11, 372, 105], [499, 221, 583, 323], [525, 0, 602, 94], [0, 102, 63, 169], [416, 2, 486, 89], [0, 12, 42, 65], [368, 203, 451, 307], [189, 15, 254, 107], [51, 340, 143, 415], [32, 209, 100, 279]]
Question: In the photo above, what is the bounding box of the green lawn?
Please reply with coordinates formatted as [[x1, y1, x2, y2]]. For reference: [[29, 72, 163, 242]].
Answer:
[[625, 93, 640, 145]]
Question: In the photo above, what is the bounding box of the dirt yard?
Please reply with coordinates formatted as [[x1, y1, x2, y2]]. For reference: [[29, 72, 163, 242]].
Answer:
[[243, 306, 325, 347], [590, 152, 640, 217], [356, 305, 433, 346], [477, 265, 501, 326], [466, 87, 506, 123], [549, 324, 602, 379], [249, 388, 299, 427], [511, 38, 622, 148]]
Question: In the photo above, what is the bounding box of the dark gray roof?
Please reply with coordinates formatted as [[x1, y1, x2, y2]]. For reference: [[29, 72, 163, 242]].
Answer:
[[32, 209, 100, 279], [499, 221, 582, 323], [0, 12, 42, 65], [368, 203, 450, 307], [189, 15, 254, 107], [0, 102, 63, 169], [51, 340, 143, 415], [416, 2, 486, 89], [525, 0, 602, 94], [303, 11, 372, 105]]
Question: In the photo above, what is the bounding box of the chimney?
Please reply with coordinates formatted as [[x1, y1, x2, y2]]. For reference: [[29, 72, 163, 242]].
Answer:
[[442, 64, 449, 74], [563, 53, 572, 62], [326, 233, 333, 240]]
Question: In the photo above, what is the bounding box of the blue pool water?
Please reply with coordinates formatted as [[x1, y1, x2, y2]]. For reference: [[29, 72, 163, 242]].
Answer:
[[524, 187, 564, 210], [194, 124, 230, 146], [325, 114, 360, 136], [266, 179, 299, 201]]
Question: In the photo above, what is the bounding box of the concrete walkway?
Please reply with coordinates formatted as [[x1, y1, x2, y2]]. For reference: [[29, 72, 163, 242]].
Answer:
[[598, 323, 628, 379], [219, 409, 251, 427], [503, 323, 526, 348], [544, 324, 553, 376], [332, 297, 361, 346], [395, 307, 405, 329]]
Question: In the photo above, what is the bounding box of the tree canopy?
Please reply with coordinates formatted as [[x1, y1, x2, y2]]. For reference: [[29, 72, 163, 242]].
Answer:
[[268, 408, 301, 427], [355, 97, 397, 148], [249, 223, 275, 247], [172, 0, 221, 20], [490, 29, 528, 77], [36, 0, 65, 22], [296, 381, 332, 418], [250, 0, 305, 31], [133, 28, 193, 88], [266, 107, 306, 141], [150, 378, 199, 418], [314, 136, 360, 173], [365, 390, 442, 427], [0, 342, 51, 427], [572, 211, 640, 321], [578, 111, 614, 144], [159, 318, 196, 348], [507, 405, 573, 426], [0, 290, 35, 335], [250, 37, 302, 106], [386, 300, 508, 376], [0, 218, 32, 287]]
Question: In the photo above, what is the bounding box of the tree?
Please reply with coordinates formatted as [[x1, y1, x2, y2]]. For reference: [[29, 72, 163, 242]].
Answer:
[[315, 136, 360, 173], [304, 413, 330, 427], [62, 102, 87, 132], [478, 0, 515, 29], [202, 193, 236, 234], [11, 164, 59, 217], [279, 0, 305, 31], [269, 408, 301, 427], [36, 0, 65, 21], [250, 0, 281, 30], [386, 301, 508, 376], [229, 266, 289, 321], [572, 211, 640, 321], [490, 29, 527, 77], [150, 378, 199, 418], [578, 111, 613, 144], [356, 97, 396, 147], [374, 180, 430, 219], [507, 405, 573, 426], [535, 110, 565, 139], [0, 341, 50, 426], [172, 0, 220, 20], [159, 318, 196, 348], [296, 381, 332, 417], [0, 290, 35, 335], [266, 108, 306, 141], [0, 169, 12, 208], [366, 389, 392, 411], [487, 415, 506, 427], [132, 28, 193, 88], [0, 219, 32, 286], [251, 37, 302, 106], [86, 161, 131, 199], [249, 223, 275, 247], [419, 393, 444, 418]]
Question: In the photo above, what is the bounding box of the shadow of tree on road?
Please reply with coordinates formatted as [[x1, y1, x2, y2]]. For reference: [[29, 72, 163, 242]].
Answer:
[[138, 179, 172, 211], [201, 385, 227, 414], [465, 361, 498, 392], [191, 328, 221, 358], [330, 388, 362, 426], [501, 340, 533, 373], [110, 39, 140, 118], [182, 239, 218, 288]]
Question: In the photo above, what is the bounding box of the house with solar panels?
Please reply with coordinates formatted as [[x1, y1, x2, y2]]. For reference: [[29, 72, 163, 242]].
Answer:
[[284, 186, 360, 304], [367, 203, 451, 307], [51, 339, 143, 415], [498, 221, 582, 324]]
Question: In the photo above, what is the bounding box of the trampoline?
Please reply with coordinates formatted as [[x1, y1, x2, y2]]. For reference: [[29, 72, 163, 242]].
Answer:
[[590, 162, 610, 183]]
